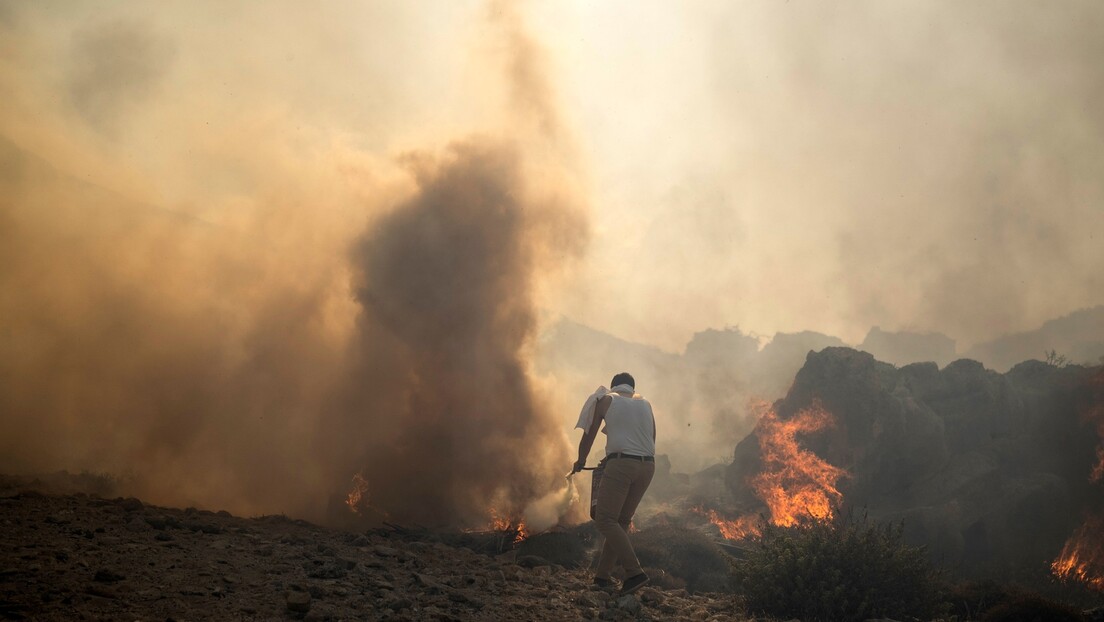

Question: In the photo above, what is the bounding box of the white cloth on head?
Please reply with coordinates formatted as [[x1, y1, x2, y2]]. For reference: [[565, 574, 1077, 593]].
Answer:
[[574, 384, 636, 433]]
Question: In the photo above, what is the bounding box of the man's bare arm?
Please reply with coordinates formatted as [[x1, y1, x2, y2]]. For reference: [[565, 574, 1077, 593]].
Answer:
[[574, 396, 611, 471]]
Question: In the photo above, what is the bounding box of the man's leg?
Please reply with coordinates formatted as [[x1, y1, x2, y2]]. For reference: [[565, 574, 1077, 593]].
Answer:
[[614, 461, 654, 577], [593, 459, 636, 580], [617, 461, 655, 526]]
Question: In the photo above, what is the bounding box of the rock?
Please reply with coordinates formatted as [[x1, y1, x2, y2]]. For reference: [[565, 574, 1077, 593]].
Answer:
[[616, 594, 642, 614], [574, 592, 600, 609], [126, 516, 152, 532], [286, 589, 311, 613], [352, 534, 371, 547], [639, 588, 663, 604], [117, 497, 144, 512], [92, 569, 124, 583], [385, 596, 412, 611], [516, 554, 551, 568], [374, 545, 399, 557], [303, 603, 340, 622]]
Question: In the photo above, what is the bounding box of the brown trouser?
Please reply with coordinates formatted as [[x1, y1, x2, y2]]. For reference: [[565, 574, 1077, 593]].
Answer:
[[594, 457, 655, 579]]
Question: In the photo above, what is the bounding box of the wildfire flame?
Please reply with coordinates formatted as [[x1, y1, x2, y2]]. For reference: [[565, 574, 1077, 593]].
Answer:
[[695, 401, 848, 541], [489, 507, 528, 544], [1051, 513, 1104, 591], [751, 401, 847, 526], [692, 506, 762, 540], [345, 473, 370, 514]]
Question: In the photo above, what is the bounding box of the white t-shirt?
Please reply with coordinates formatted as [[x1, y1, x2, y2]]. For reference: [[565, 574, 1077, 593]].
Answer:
[[604, 392, 656, 457]]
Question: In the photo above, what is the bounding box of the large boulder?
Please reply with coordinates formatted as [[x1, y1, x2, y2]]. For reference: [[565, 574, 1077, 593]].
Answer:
[[726, 347, 1103, 573]]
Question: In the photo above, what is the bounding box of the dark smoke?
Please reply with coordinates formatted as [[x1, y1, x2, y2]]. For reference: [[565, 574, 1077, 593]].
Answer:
[[339, 140, 584, 527]]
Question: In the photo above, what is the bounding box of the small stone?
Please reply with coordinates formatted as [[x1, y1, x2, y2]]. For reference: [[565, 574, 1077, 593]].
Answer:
[[93, 569, 124, 583], [286, 589, 311, 613], [117, 497, 144, 512], [516, 554, 550, 568], [127, 516, 152, 532], [616, 594, 642, 614], [304, 604, 341, 622], [576, 592, 602, 608], [385, 596, 412, 611]]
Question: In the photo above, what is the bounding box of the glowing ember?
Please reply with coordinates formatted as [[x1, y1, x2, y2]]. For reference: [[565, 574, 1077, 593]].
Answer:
[[692, 506, 761, 540], [1051, 513, 1104, 591], [751, 401, 848, 526], [345, 473, 370, 514]]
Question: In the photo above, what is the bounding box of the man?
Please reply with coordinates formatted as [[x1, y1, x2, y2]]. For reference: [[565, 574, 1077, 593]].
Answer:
[[572, 372, 656, 595]]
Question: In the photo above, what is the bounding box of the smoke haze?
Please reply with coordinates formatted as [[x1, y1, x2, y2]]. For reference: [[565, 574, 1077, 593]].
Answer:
[[0, 1, 584, 524], [2, 1, 1103, 523], [546, 1, 1104, 350]]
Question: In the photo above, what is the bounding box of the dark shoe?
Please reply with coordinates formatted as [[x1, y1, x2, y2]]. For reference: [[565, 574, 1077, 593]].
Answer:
[[592, 577, 618, 590], [620, 572, 649, 595]]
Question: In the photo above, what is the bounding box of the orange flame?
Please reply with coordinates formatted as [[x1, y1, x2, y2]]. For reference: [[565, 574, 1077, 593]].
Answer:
[[694, 401, 847, 541], [345, 473, 370, 514], [692, 506, 761, 540], [489, 507, 528, 544], [751, 401, 847, 526], [1051, 513, 1104, 591]]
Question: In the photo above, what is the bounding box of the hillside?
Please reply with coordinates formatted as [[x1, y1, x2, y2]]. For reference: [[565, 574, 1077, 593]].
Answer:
[[0, 488, 742, 621]]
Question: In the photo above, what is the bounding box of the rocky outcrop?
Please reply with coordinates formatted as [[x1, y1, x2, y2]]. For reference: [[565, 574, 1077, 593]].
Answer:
[[726, 347, 1103, 573]]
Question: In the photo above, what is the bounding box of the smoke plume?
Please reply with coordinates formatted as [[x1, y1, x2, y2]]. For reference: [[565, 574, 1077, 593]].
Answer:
[[0, 1, 585, 526], [339, 137, 585, 527]]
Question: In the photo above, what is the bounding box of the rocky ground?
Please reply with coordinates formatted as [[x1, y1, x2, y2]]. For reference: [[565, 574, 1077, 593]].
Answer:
[[0, 490, 747, 621]]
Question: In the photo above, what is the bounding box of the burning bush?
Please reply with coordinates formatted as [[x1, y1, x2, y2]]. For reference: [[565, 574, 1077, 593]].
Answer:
[[632, 524, 732, 593], [731, 515, 944, 622]]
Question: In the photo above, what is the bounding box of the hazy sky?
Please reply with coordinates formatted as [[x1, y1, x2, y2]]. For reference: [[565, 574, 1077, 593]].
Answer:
[[2, 0, 1103, 518], [532, 1, 1104, 350], [5, 1, 1103, 351]]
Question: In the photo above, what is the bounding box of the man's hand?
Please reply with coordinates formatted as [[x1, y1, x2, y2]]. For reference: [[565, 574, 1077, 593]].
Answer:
[[572, 459, 586, 474]]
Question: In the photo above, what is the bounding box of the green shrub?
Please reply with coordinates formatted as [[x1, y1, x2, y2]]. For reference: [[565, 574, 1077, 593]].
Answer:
[[731, 516, 944, 622]]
